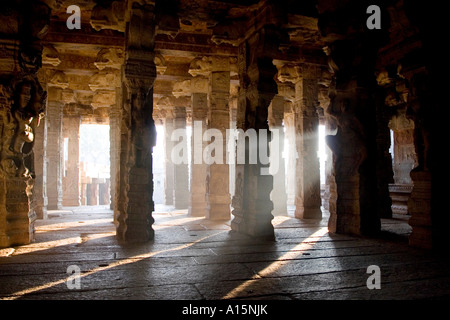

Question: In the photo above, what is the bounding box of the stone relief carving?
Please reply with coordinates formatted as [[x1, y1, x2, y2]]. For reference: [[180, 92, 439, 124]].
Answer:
[[0, 75, 46, 179], [94, 48, 124, 70]]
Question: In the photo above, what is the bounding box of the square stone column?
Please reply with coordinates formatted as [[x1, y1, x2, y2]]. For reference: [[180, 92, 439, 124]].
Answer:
[[283, 109, 296, 207], [116, 1, 157, 242], [32, 109, 47, 219], [278, 64, 322, 219], [163, 116, 174, 206], [231, 28, 278, 239], [268, 95, 287, 216], [172, 106, 189, 209], [206, 66, 231, 220], [189, 92, 208, 217], [45, 87, 64, 210], [62, 115, 81, 206], [109, 88, 122, 211]]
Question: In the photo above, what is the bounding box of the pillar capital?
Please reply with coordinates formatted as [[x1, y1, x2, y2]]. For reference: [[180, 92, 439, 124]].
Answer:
[[188, 55, 236, 78], [277, 63, 321, 84]]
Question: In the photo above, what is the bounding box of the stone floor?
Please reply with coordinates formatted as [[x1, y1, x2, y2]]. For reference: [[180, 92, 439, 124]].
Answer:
[[1, 205, 450, 301]]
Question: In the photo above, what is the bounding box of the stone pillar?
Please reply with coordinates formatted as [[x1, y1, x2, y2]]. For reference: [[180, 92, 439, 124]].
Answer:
[[110, 87, 122, 211], [403, 71, 433, 249], [62, 115, 81, 206], [283, 108, 296, 207], [172, 106, 189, 209], [189, 90, 208, 217], [46, 87, 64, 210], [278, 64, 322, 219], [206, 58, 231, 220], [229, 100, 237, 200], [317, 1, 389, 237], [268, 95, 287, 216], [0, 1, 50, 247], [231, 27, 278, 238], [116, 0, 157, 242], [163, 116, 174, 206], [32, 108, 47, 219], [324, 47, 381, 236]]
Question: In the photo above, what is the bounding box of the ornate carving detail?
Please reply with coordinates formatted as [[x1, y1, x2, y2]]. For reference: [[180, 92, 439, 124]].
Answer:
[[89, 71, 120, 91], [90, 1, 127, 32], [0, 75, 46, 179], [48, 70, 69, 89], [42, 45, 61, 67], [154, 52, 167, 75], [188, 56, 211, 77], [94, 48, 124, 70]]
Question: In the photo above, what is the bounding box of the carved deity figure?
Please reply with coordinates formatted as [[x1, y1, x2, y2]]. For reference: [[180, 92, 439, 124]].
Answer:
[[0, 77, 45, 178]]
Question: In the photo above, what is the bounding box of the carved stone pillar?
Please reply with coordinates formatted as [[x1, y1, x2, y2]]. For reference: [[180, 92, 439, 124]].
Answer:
[[403, 71, 433, 248], [268, 95, 287, 216], [62, 115, 81, 206], [172, 106, 189, 209], [163, 115, 174, 206], [231, 27, 278, 238], [46, 87, 64, 210], [116, 1, 157, 242], [189, 88, 208, 217], [324, 46, 381, 236], [283, 107, 296, 207], [0, 0, 50, 247], [110, 87, 122, 212], [206, 58, 231, 220], [32, 106, 47, 219], [317, 1, 389, 237], [278, 64, 322, 219]]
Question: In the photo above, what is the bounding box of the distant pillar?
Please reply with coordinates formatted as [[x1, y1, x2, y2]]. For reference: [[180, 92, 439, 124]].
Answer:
[[268, 95, 287, 216], [206, 59, 231, 220], [62, 115, 81, 206], [46, 87, 64, 210], [172, 106, 189, 209], [189, 91, 208, 217], [164, 116, 174, 206]]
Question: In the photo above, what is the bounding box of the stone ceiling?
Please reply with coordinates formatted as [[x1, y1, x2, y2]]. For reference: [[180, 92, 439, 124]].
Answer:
[[38, 0, 327, 124]]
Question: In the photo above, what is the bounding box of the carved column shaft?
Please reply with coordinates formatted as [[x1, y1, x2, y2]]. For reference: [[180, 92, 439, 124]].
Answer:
[[116, 1, 157, 242], [231, 28, 278, 238], [283, 108, 296, 206], [173, 106, 189, 209], [269, 95, 287, 216], [62, 115, 81, 206], [189, 92, 208, 217], [404, 71, 433, 248], [46, 87, 64, 210], [32, 108, 47, 219], [110, 87, 122, 212], [164, 116, 174, 206], [292, 66, 322, 219], [207, 67, 231, 220], [0, 1, 50, 247]]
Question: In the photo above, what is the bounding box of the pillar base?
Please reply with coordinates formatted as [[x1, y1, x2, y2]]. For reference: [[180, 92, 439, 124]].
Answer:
[[0, 178, 35, 248], [408, 170, 432, 249], [231, 214, 275, 240], [295, 206, 322, 219], [188, 203, 208, 217]]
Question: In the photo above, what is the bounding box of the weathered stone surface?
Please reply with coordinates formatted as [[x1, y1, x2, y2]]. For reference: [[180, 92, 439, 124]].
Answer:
[[1, 207, 449, 300]]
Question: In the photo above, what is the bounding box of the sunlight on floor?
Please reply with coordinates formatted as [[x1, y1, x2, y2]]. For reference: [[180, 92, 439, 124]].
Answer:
[[4, 214, 227, 300], [222, 226, 329, 299]]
